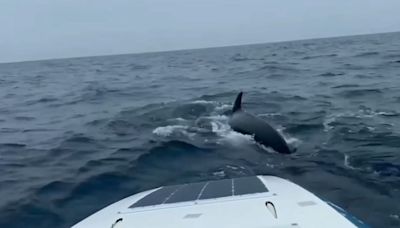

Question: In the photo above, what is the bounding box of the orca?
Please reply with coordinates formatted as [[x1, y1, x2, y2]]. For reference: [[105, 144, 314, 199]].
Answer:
[[228, 92, 292, 154]]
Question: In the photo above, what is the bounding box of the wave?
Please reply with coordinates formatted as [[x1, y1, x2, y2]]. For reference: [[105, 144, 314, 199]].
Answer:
[[276, 127, 302, 148], [371, 162, 400, 177], [344, 154, 358, 170], [214, 104, 231, 112], [134, 140, 213, 170], [172, 103, 214, 119], [302, 53, 338, 60], [257, 113, 282, 117], [209, 118, 254, 146], [344, 154, 400, 177], [0, 199, 63, 228], [169, 117, 187, 122], [319, 72, 344, 77], [190, 100, 215, 104], [128, 64, 150, 71], [24, 96, 60, 106], [14, 116, 35, 121], [383, 53, 400, 59], [153, 125, 195, 138], [354, 51, 380, 57], [338, 88, 382, 98], [332, 84, 360, 89], [231, 54, 263, 62], [152, 113, 254, 147], [285, 123, 324, 134], [257, 64, 297, 72], [322, 109, 398, 132], [0, 143, 26, 148]]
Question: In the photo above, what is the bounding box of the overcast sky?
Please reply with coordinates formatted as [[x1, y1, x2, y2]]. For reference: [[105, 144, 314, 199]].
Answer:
[[1, 0, 400, 63]]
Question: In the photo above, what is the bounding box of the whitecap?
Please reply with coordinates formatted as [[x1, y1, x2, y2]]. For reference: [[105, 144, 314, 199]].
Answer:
[[225, 164, 239, 170], [190, 100, 214, 104], [152, 125, 194, 138], [222, 131, 254, 146], [265, 162, 275, 168], [277, 127, 302, 147], [323, 109, 398, 132], [367, 126, 375, 131], [172, 117, 186, 122], [374, 111, 398, 117], [214, 104, 231, 112], [357, 109, 399, 118], [212, 170, 226, 177], [207, 115, 254, 145], [257, 113, 282, 117], [323, 115, 337, 132], [257, 143, 280, 154], [343, 154, 360, 170], [323, 112, 362, 131], [207, 115, 229, 122]]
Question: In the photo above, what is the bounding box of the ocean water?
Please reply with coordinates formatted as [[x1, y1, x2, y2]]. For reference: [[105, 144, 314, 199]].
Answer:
[[1, 32, 400, 227]]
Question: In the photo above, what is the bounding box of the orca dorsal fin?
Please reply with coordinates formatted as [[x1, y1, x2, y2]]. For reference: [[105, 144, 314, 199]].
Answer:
[[232, 92, 243, 113]]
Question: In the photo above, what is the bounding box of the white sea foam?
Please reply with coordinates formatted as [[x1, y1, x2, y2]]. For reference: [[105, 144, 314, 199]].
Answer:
[[343, 154, 361, 170], [323, 115, 337, 132], [285, 135, 302, 146], [258, 113, 282, 117], [360, 109, 399, 118], [172, 117, 186, 122], [152, 125, 194, 138], [344, 154, 352, 169], [257, 144, 278, 153], [212, 170, 226, 177], [222, 131, 254, 145], [265, 162, 275, 169], [277, 127, 302, 147], [157, 113, 300, 150], [225, 165, 239, 170], [225, 164, 247, 174], [324, 109, 399, 132], [207, 115, 229, 122], [208, 115, 254, 145], [389, 214, 400, 220], [191, 100, 214, 104], [214, 104, 231, 112], [323, 111, 366, 132]]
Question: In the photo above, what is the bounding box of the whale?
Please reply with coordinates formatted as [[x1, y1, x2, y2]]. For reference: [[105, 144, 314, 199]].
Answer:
[[228, 92, 292, 154]]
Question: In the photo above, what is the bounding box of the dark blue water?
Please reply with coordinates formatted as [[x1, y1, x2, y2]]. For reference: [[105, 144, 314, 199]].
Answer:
[[1, 32, 400, 228]]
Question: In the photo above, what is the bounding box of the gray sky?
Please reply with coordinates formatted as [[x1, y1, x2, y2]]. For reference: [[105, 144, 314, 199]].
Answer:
[[1, 0, 400, 63]]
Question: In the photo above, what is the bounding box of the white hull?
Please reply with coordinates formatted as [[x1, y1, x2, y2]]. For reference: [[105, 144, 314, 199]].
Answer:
[[73, 176, 368, 228]]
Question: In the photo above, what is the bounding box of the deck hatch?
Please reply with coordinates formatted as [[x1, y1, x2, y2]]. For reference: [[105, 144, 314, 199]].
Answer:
[[129, 176, 268, 208]]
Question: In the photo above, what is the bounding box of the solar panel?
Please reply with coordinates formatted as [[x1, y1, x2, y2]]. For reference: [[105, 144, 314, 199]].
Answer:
[[130, 185, 181, 208], [233, 176, 268, 195], [130, 176, 268, 208], [165, 182, 206, 204], [198, 178, 233, 200]]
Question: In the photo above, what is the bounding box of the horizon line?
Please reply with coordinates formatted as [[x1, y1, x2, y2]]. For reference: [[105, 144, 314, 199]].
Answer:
[[1, 30, 399, 65]]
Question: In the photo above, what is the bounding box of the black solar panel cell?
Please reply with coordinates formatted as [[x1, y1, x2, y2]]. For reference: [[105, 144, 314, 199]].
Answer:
[[199, 179, 233, 200], [130, 185, 180, 208], [165, 182, 207, 204], [234, 176, 268, 195]]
